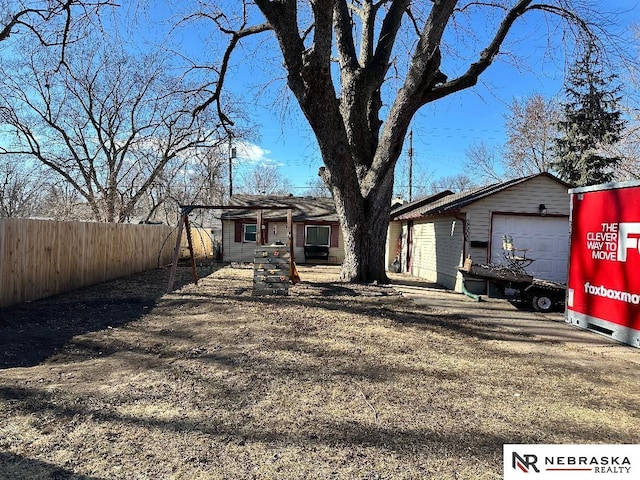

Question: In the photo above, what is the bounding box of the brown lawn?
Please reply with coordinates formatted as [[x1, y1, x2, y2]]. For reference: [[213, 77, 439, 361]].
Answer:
[[0, 264, 638, 479]]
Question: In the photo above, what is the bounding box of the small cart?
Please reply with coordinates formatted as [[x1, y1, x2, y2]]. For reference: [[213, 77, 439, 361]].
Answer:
[[458, 259, 566, 312]]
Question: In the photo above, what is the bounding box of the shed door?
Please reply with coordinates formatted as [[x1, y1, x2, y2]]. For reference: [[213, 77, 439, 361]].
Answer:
[[490, 214, 569, 282]]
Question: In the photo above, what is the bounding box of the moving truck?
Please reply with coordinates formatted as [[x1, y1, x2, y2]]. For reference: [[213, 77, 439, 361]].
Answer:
[[566, 180, 640, 348]]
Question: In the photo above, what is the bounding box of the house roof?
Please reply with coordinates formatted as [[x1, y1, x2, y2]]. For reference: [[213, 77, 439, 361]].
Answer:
[[221, 195, 339, 222], [391, 173, 572, 221], [389, 190, 454, 219]]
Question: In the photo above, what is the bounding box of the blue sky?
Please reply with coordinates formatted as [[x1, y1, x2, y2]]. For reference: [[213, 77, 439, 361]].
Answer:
[[209, 2, 639, 196], [2, 2, 637, 201], [133, 1, 640, 195]]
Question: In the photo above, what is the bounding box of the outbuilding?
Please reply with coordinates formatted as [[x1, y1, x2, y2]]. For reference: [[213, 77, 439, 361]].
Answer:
[[386, 173, 572, 294]]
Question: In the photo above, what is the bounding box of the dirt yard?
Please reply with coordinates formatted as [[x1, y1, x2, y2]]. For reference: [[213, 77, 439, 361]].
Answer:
[[1, 263, 638, 479]]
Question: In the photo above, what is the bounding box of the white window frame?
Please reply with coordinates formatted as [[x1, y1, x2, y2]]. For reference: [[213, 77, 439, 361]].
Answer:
[[305, 225, 330, 247], [243, 223, 257, 243]]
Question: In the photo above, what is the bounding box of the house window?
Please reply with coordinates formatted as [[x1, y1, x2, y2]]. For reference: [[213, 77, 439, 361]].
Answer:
[[305, 225, 330, 246], [243, 224, 257, 243]]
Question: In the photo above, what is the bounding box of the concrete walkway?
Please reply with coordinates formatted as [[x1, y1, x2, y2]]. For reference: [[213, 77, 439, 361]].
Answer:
[[388, 274, 640, 361]]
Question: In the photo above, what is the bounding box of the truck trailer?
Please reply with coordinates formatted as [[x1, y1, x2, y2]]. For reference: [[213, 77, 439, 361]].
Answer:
[[566, 180, 640, 348]]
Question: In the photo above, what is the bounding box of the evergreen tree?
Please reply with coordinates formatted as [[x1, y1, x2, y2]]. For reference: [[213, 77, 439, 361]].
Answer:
[[553, 43, 626, 186]]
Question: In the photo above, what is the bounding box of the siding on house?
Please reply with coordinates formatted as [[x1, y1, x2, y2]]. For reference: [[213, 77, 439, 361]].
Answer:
[[385, 221, 403, 269], [222, 219, 283, 263], [464, 175, 570, 263], [408, 217, 464, 289], [294, 222, 344, 264], [389, 173, 571, 293], [220, 195, 344, 264], [401, 223, 410, 272], [222, 220, 344, 264]]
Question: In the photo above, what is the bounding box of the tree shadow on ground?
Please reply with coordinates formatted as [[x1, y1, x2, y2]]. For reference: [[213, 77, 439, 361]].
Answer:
[[191, 285, 547, 348], [1, 380, 634, 464], [0, 451, 106, 480], [0, 263, 224, 369], [0, 384, 516, 456]]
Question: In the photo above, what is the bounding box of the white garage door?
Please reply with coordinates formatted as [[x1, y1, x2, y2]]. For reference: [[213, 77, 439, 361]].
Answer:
[[490, 214, 569, 282]]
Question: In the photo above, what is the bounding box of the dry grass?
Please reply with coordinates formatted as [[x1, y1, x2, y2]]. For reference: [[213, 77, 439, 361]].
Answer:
[[1, 265, 638, 479]]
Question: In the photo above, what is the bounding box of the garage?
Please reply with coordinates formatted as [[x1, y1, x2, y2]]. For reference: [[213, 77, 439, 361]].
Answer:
[[490, 213, 570, 282], [388, 173, 572, 294]]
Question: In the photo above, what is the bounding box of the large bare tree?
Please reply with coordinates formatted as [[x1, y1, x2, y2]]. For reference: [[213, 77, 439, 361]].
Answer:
[[463, 140, 504, 185], [462, 94, 560, 183], [0, 39, 230, 222], [1, 1, 115, 61], [186, 0, 615, 282]]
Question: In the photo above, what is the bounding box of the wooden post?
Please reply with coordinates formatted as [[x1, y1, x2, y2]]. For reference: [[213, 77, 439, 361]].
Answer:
[[287, 209, 294, 263], [287, 208, 300, 284], [167, 215, 186, 292], [256, 209, 263, 246], [183, 214, 199, 285]]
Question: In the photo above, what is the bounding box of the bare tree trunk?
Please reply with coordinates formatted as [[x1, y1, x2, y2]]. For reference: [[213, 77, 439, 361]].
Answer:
[[204, 0, 605, 284], [334, 170, 393, 283]]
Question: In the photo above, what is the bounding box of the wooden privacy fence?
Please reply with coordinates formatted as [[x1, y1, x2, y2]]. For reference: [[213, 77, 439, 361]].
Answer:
[[180, 227, 215, 260], [0, 218, 177, 309]]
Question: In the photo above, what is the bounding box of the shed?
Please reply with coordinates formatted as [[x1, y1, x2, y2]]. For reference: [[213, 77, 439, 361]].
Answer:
[[386, 173, 572, 294], [221, 195, 344, 264]]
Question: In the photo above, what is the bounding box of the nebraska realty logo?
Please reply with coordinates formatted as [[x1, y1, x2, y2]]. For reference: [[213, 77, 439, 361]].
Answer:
[[503, 445, 639, 479]]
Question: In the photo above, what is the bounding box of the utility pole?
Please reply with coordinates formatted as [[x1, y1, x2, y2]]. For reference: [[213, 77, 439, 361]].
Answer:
[[228, 138, 236, 197], [408, 129, 413, 202]]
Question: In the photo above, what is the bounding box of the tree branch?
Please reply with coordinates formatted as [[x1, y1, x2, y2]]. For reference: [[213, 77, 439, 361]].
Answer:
[[372, 0, 411, 71], [193, 21, 271, 132], [254, 0, 307, 101], [334, 0, 359, 72], [0, 9, 43, 42], [427, 1, 597, 103]]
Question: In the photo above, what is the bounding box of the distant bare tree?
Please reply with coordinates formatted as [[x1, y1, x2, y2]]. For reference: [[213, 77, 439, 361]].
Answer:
[[301, 175, 332, 198], [39, 180, 91, 220], [236, 164, 292, 196], [141, 149, 229, 225], [604, 122, 640, 181], [463, 140, 504, 185], [428, 174, 477, 194], [504, 93, 560, 176], [0, 155, 47, 217], [0, 38, 230, 222]]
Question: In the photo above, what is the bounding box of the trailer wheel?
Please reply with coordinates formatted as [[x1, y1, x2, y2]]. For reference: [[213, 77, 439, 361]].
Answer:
[[532, 295, 553, 312]]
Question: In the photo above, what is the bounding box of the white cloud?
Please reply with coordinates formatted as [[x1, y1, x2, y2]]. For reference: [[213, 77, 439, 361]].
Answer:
[[233, 142, 284, 168]]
